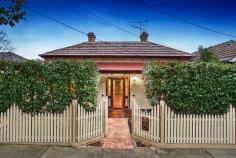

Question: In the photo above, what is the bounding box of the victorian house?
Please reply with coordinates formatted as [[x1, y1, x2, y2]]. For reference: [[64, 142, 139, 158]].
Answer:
[[39, 32, 192, 117]]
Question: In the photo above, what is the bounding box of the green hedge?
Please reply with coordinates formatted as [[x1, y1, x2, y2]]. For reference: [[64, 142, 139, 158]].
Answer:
[[143, 62, 236, 114], [0, 61, 18, 112], [0, 60, 99, 113]]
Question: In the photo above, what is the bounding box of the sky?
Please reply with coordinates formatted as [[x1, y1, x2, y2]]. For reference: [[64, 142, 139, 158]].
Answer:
[[1, 0, 236, 59]]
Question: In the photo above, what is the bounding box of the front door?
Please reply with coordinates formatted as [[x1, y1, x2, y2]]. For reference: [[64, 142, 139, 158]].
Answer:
[[112, 79, 124, 109]]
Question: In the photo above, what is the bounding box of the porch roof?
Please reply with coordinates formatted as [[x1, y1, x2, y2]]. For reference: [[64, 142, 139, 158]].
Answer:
[[98, 63, 143, 72]]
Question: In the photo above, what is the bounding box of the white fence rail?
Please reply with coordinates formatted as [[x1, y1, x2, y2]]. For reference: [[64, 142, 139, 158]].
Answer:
[[0, 98, 108, 145], [133, 104, 160, 142], [0, 105, 72, 144], [165, 105, 236, 144], [133, 102, 236, 148]]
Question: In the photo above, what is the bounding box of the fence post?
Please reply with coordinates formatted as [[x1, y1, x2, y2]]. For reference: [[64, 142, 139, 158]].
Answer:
[[132, 91, 136, 135], [72, 97, 77, 143], [101, 91, 108, 136], [104, 96, 108, 136], [160, 95, 165, 148]]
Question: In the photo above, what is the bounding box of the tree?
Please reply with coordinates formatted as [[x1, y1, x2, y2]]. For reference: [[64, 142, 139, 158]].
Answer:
[[0, 0, 25, 27], [0, 31, 14, 51], [198, 46, 219, 62]]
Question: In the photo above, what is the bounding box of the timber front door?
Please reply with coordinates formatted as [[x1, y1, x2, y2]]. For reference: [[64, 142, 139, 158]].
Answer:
[[106, 77, 130, 117], [106, 77, 130, 110], [112, 79, 124, 109]]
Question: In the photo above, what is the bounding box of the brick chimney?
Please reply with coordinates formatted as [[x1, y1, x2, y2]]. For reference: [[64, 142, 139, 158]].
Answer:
[[87, 32, 96, 42], [140, 31, 149, 42]]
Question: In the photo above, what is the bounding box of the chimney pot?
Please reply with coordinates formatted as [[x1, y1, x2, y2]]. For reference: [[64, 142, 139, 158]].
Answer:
[[140, 31, 149, 42], [87, 32, 96, 42]]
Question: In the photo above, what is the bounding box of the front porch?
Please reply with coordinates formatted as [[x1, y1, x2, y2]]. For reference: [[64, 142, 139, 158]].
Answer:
[[99, 73, 150, 118]]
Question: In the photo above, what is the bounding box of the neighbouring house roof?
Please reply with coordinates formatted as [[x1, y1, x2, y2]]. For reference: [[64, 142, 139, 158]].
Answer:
[[193, 40, 236, 63], [0, 52, 28, 62], [39, 41, 192, 58]]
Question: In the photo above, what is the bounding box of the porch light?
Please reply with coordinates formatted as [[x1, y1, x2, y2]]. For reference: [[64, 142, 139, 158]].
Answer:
[[131, 76, 139, 83]]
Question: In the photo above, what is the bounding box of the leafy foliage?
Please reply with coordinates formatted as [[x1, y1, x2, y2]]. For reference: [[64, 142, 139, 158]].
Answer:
[[0, 31, 14, 51], [73, 61, 99, 111], [0, 60, 99, 113], [0, 0, 25, 27], [17, 61, 47, 114], [44, 60, 74, 113], [0, 61, 17, 112], [143, 62, 236, 114], [198, 47, 219, 62]]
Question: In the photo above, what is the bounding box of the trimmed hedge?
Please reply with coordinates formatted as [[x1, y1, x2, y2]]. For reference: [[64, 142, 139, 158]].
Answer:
[[143, 62, 236, 114], [0, 60, 99, 113], [0, 61, 18, 112]]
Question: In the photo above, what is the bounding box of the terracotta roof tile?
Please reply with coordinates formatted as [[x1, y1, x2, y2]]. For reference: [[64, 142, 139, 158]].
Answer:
[[0, 52, 28, 62], [193, 40, 236, 62], [39, 41, 192, 58]]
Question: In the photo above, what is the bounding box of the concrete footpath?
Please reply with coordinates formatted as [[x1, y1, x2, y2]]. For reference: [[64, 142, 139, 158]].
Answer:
[[0, 145, 236, 158]]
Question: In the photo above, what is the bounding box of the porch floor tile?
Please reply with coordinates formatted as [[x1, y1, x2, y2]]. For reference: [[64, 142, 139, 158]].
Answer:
[[102, 118, 134, 149]]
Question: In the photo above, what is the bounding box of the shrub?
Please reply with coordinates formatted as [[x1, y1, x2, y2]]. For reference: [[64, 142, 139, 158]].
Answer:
[[43, 60, 73, 113], [143, 62, 236, 114], [198, 47, 219, 62], [0, 61, 18, 112], [73, 61, 99, 111], [17, 61, 47, 113], [0, 60, 99, 113]]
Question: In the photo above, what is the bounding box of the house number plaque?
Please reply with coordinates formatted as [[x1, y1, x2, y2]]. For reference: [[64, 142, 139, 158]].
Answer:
[[142, 117, 149, 131]]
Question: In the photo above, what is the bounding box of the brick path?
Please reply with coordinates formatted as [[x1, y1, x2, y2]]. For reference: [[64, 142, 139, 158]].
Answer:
[[102, 118, 134, 149]]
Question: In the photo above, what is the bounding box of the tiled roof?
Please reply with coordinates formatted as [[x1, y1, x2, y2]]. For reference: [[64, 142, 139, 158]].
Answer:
[[0, 52, 28, 62], [193, 40, 236, 62], [39, 41, 192, 58]]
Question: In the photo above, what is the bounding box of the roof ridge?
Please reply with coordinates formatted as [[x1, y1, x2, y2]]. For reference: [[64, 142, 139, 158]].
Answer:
[[148, 41, 190, 55], [39, 41, 192, 57], [208, 40, 236, 49]]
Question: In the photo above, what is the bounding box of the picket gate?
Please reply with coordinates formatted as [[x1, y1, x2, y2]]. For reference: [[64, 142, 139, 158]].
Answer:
[[133, 104, 160, 143]]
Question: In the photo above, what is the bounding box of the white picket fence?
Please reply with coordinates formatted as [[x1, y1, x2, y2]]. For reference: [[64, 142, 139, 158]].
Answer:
[[0, 99, 108, 145], [0, 105, 73, 144], [133, 104, 160, 142], [133, 103, 236, 148], [165, 105, 236, 144], [77, 102, 104, 142]]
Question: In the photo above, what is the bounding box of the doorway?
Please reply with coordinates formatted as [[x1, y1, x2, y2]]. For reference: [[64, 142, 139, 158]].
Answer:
[[106, 77, 131, 117], [112, 78, 124, 109]]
